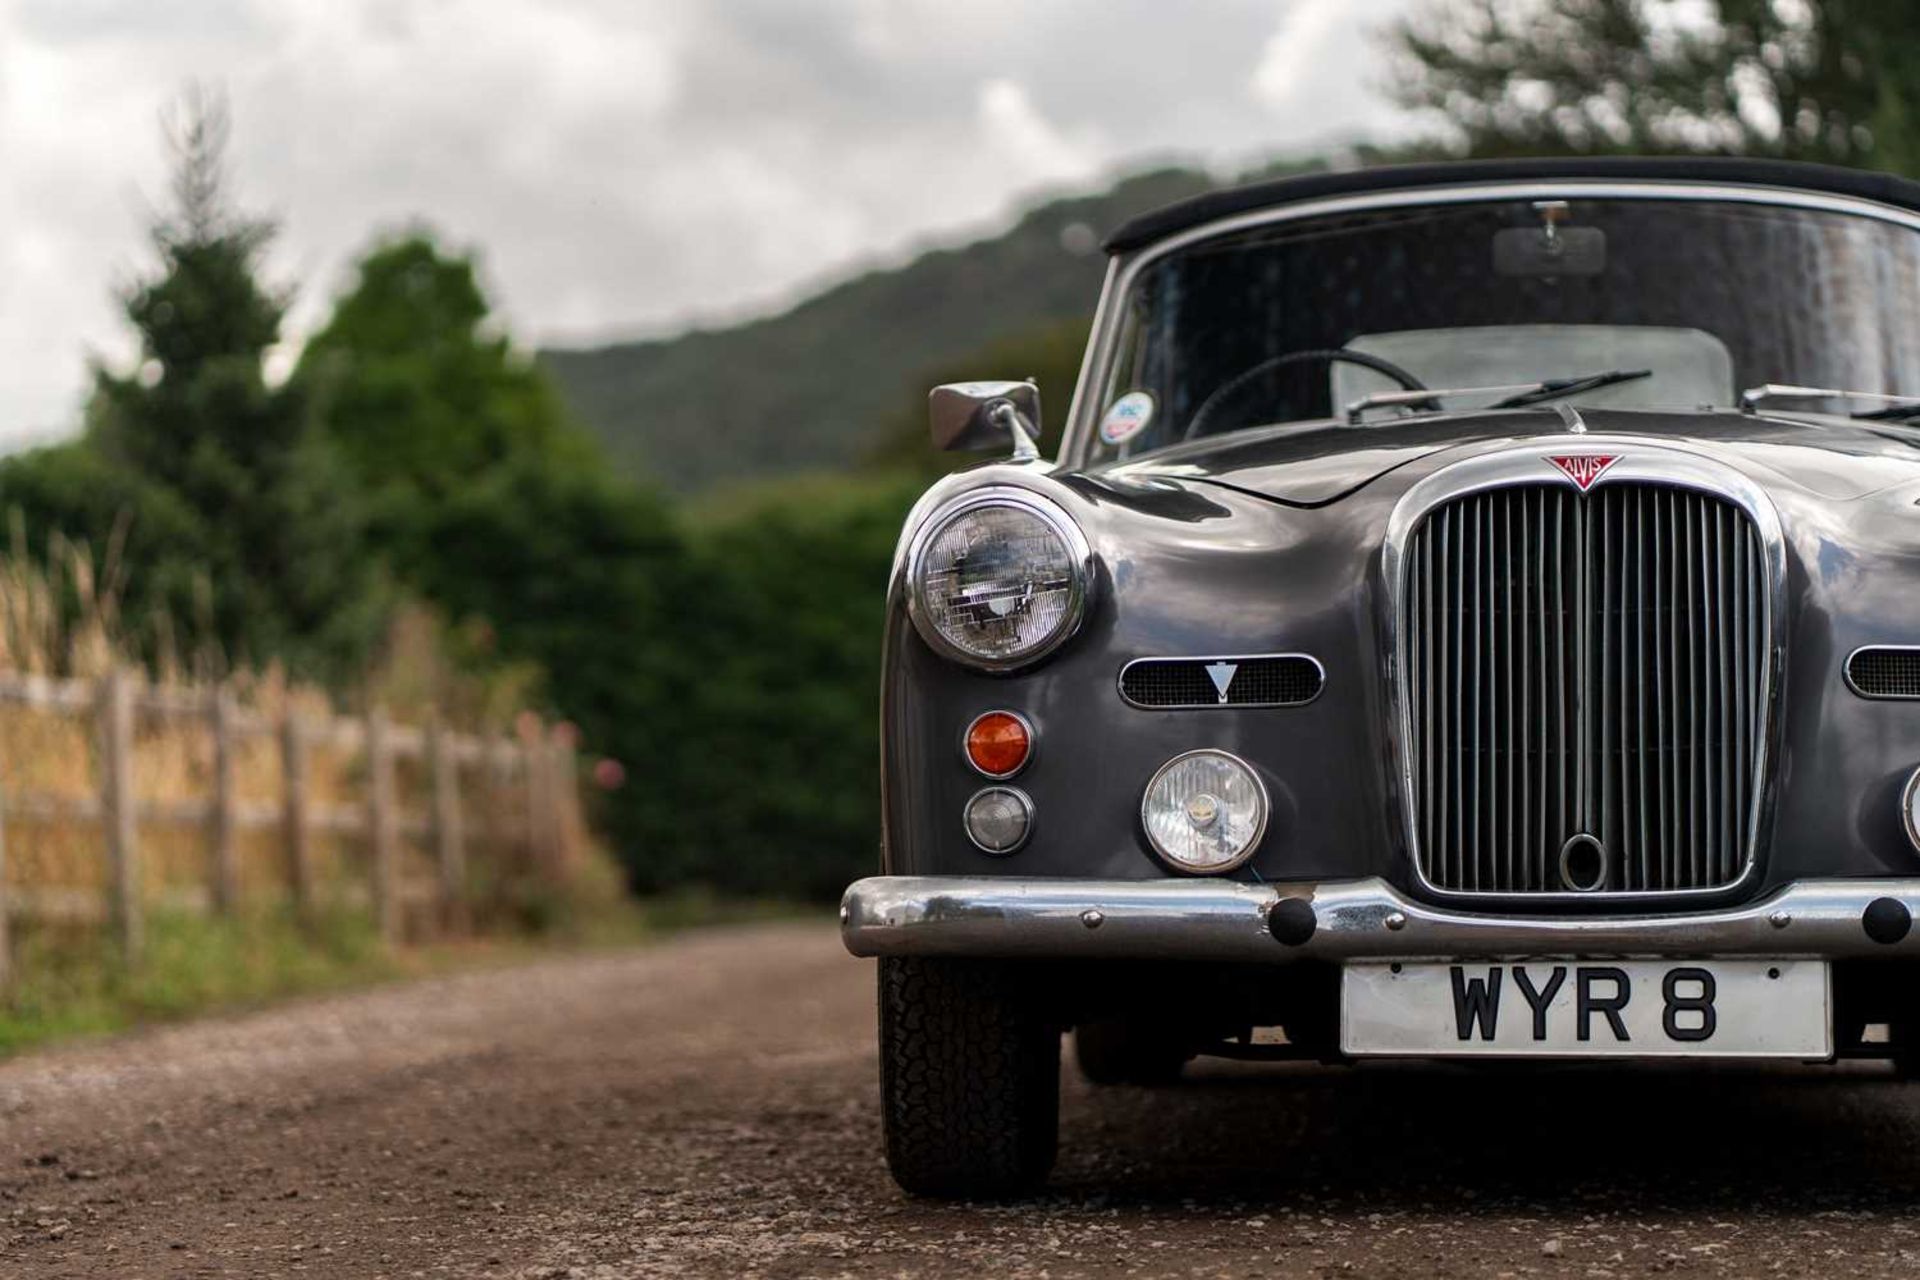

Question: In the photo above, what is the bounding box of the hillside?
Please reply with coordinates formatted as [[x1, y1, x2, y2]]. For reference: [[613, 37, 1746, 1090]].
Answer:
[[536, 168, 1215, 493]]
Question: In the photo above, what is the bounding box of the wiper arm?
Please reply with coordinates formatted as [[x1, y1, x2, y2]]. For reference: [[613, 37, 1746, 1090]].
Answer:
[[1488, 368, 1652, 409], [1739, 383, 1920, 417], [1343, 369, 1651, 424], [1344, 382, 1532, 425]]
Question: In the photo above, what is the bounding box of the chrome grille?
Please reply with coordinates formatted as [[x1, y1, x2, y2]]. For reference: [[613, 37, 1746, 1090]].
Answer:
[[1403, 483, 1767, 895]]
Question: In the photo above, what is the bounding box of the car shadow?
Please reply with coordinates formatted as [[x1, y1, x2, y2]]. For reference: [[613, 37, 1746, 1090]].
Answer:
[[1054, 1057, 1920, 1211]]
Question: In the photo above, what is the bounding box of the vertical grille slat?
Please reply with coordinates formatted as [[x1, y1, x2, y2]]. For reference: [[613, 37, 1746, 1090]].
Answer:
[[1468, 504, 1483, 890], [1658, 490, 1675, 892], [1598, 494, 1614, 883], [1553, 496, 1568, 882], [1406, 481, 1765, 896]]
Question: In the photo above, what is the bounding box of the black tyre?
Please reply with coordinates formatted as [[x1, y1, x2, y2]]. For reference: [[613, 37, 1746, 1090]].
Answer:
[[879, 956, 1059, 1197], [1074, 1018, 1189, 1086]]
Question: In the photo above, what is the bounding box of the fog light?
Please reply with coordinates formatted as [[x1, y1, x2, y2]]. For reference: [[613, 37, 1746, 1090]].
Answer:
[[1905, 767, 1920, 852], [1142, 749, 1268, 874], [964, 786, 1033, 854], [964, 710, 1032, 778]]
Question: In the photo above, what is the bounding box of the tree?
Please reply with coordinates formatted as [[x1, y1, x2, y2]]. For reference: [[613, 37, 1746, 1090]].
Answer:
[[1388, 1, 1920, 175], [73, 86, 385, 677], [297, 234, 595, 507], [297, 231, 701, 885], [405, 456, 692, 882]]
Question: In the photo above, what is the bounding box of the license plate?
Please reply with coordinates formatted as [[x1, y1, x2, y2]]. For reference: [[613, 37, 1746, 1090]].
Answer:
[[1341, 960, 1831, 1058]]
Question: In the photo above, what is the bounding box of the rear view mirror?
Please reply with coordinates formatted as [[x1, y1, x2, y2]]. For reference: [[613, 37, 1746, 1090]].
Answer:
[[1494, 224, 1607, 277], [929, 380, 1042, 459], [1494, 198, 1607, 278]]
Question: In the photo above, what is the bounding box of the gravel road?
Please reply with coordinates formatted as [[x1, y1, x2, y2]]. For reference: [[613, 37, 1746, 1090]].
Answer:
[[8, 922, 1920, 1278]]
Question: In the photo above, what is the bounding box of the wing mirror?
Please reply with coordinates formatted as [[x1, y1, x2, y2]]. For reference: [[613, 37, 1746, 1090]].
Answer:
[[928, 380, 1042, 461]]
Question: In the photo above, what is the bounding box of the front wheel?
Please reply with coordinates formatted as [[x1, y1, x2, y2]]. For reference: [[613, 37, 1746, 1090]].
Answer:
[[879, 956, 1059, 1197]]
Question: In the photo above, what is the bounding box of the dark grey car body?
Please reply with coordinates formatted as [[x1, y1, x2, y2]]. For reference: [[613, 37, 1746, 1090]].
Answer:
[[880, 408, 1920, 894], [845, 157, 1920, 1197], [877, 159, 1920, 901]]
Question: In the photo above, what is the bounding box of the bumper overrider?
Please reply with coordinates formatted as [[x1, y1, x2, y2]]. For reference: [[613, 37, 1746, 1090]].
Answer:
[[840, 876, 1920, 962]]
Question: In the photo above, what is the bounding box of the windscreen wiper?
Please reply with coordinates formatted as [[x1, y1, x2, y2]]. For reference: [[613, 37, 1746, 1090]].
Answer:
[[1739, 384, 1920, 418], [1344, 369, 1651, 424], [1488, 368, 1652, 409]]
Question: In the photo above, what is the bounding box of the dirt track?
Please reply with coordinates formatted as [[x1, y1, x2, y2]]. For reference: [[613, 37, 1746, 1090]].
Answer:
[[8, 923, 1920, 1277]]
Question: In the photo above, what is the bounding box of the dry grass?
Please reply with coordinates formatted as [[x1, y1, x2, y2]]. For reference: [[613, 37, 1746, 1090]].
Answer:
[[0, 520, 601, 933]]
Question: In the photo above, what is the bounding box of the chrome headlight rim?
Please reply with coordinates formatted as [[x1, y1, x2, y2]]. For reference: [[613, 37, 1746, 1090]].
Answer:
[[904, 485, 1094, 673], [1904, 766, 1920, 854], [1139, 747, 1271, 876]]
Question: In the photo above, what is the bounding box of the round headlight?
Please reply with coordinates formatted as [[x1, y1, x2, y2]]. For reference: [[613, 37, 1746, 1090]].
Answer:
[[1141, 750, 1269, 874], [1905, 766, 1920, 852], [906, 488, 1090, 669]]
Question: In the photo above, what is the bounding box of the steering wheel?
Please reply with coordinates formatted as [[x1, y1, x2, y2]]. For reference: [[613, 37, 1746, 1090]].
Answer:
[[1182, 348, 1432, 441]]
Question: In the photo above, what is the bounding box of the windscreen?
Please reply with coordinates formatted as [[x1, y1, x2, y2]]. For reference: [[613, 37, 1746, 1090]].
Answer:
[[1086, 196, 1920, 459]]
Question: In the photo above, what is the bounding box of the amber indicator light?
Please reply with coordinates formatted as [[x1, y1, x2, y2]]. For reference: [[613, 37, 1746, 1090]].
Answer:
[[965, 711, 1031, 778]]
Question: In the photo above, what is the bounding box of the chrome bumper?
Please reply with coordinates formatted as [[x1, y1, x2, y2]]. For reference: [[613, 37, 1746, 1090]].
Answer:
[[840, 876, 1920, 962]]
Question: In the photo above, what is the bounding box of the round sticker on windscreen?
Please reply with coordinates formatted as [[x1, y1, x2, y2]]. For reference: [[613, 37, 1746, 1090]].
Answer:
[[1099, 391, 1155, 445]]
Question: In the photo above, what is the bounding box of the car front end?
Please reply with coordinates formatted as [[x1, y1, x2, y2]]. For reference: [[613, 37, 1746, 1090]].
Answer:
[[844, 157, 1920, 1197]]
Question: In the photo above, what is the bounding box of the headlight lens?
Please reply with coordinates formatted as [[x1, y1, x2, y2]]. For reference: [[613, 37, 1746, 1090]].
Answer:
[[908, 489, 1089, 669], [1141, 750, 1269, 874]]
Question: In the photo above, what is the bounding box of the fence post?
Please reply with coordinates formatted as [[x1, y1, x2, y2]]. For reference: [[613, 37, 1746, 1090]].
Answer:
[[366, 707, 399, 944], [552, 735, 579, 873], [0, 759, 10, 991], [522, 733, 548, 875], [428, 720, 466, 934], [488, 737, 510, 849], [210, 686, 239, 914], [281, 714, 311, 918], [100, 667, 141, 962]]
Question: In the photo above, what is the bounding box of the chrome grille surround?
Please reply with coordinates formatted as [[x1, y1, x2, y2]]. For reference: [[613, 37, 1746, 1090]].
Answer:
[[1382, 442, 1786, 904]]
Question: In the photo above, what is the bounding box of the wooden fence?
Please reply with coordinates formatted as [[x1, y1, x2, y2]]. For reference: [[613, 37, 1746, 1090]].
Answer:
[[0, 667, 585, 987]]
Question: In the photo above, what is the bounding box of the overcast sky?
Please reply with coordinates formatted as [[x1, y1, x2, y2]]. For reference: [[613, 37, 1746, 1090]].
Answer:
[[0, 0, 1417, 441]]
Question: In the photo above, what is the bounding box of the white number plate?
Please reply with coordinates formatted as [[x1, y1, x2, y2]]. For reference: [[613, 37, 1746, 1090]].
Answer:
[[1341, 960, 1831, 1058]]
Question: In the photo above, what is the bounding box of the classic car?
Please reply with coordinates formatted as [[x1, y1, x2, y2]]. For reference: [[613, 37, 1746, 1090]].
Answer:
[[841, 156, 1920, 1197]]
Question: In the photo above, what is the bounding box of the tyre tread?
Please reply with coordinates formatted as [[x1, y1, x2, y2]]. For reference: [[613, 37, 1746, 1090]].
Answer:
[[879, 956, 1058, 1197]]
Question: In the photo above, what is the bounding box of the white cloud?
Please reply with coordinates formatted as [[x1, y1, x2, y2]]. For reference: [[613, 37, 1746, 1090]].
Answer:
[[1251, 0, 1349, 108], [0, 0, 1419, 439], [976, 78, 1100, 188]]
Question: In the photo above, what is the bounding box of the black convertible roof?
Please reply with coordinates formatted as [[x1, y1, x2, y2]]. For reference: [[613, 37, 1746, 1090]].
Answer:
[[1104, 155, 1920, 254]]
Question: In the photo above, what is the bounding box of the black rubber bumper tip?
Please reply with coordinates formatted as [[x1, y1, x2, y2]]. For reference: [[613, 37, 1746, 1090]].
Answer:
[[1864, 896, 1912, 946], [1267, 897, 1317, 946]]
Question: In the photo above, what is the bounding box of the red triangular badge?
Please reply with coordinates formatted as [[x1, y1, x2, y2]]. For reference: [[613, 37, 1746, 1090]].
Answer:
[[1546, 454, 1619, 491]]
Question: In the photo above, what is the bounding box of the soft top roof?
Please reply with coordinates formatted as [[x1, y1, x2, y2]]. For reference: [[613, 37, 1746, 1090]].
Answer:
[[1103, 155, 1920, 254]]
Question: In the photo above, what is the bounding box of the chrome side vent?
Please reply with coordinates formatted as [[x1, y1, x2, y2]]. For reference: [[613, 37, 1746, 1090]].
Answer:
[[1847, 648, 1920, 699], [1120, 655, 1324, 709], [1404, 483, 1767, 895]]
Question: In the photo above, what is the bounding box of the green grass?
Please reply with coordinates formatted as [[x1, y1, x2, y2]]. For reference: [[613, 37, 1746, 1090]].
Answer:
[[0, 893, 824, 1057]]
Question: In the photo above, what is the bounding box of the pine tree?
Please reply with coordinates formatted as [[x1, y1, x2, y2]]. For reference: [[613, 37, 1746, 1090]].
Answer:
[[81, 86, 385, 677]]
